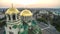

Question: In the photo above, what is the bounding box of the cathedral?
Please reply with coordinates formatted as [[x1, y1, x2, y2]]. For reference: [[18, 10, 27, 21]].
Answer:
[[4, 5, 42, 34]]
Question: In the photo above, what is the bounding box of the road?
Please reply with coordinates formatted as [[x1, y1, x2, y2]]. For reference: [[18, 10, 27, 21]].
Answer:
[[39, 22, 60, 34]]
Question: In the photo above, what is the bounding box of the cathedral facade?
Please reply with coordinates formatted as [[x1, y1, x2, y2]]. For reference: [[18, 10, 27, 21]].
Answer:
[[4, 7, 42, 34]]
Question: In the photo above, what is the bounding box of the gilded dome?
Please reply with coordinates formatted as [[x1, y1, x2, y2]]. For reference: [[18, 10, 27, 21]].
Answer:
[[5, 8, 20, 15], [20, 9, 33, 16]]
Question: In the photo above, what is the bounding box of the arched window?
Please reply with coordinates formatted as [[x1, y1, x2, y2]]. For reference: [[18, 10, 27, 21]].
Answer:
[[12, 14, 15, 20], [9, 27, 11, 29]]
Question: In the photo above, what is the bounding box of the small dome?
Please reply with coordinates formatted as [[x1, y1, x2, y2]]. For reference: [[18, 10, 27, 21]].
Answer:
[[5, 8, 20, 15], [20, 9, 33, 16]]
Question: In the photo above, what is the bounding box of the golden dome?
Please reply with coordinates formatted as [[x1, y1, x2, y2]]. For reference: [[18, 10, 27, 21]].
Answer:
[[5, 8, 20, 15], [20, 9, 33, 16]]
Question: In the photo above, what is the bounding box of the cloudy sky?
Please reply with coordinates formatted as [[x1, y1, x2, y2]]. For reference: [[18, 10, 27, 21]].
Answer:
[[0, 0, 60, 8]]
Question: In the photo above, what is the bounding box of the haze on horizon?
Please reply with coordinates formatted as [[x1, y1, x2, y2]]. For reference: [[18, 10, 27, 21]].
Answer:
[[0, 0, 60, 8]]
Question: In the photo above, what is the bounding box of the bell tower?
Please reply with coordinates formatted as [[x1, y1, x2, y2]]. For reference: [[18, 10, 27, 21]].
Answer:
[[5, 3, 21, 34], [20, 9, 42, 34]]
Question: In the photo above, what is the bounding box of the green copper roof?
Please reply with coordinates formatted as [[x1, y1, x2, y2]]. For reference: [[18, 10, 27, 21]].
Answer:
[[12, 25, 17, 29]]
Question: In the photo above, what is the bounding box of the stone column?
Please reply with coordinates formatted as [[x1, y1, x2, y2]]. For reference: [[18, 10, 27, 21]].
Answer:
[[24, 16, 25, 21], [10, 15, 13, 22], [6, 15, 9, 21], [15, 14, 17, 21], [19, 16, 20, 19], [5, 27, 9, 34]]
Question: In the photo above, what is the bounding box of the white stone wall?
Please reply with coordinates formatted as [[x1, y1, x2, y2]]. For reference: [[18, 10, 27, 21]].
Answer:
[[5, 25, 19, 34]]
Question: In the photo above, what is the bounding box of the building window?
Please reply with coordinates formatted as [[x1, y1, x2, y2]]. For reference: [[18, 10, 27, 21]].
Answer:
[[9, 32, 13, 34], [9, 27, 11, 29], [12, 14, 15, 20]]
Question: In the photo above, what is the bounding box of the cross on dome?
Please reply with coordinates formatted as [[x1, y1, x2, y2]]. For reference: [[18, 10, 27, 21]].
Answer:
[[5, 3, 20, 15]]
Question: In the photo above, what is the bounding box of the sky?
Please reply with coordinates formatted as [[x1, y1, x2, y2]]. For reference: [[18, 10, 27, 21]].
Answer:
[[0, 0, 60, 8]]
